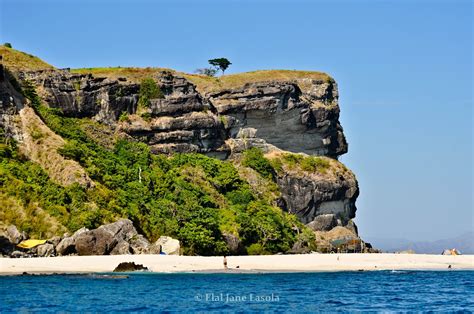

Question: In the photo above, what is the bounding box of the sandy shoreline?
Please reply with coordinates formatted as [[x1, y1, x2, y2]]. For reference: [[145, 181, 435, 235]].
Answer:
[[1, 253, 473, 275]]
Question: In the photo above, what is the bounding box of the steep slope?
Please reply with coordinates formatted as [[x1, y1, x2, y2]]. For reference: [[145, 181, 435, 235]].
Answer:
[[0, 47, 368, 254], [19, 107, 93, 187]]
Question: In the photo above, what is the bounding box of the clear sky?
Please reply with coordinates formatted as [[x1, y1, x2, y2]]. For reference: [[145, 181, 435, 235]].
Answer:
[[1, 0, 472, 242]]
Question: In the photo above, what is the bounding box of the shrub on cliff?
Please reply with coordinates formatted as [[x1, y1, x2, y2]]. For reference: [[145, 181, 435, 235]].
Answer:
[[300, 156, 330, 173], [138, 78, 163, 108], [242, 147, 275, 180], [194, 67, 218, 77], [272, 153, 331, 174]]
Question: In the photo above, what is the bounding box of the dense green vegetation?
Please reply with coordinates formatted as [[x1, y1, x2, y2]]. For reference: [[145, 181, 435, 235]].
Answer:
[[0, 82, 312, 255], [242, 147, 275, 180]]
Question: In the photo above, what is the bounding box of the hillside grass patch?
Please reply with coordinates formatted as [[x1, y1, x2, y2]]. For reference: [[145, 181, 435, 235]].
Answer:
[[72, 66, 332, 94], [268, 152, 332, 175], [0, 46, 54, 72]]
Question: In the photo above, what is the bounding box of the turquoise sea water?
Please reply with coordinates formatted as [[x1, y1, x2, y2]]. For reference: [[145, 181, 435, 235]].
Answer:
[[0, 271, 472, 312]]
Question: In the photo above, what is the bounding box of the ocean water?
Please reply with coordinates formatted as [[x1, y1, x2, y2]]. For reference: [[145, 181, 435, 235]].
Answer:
[[0, 271, 472, 312]]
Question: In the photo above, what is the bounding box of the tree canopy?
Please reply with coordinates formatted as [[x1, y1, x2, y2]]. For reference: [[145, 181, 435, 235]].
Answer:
[[208, 58, 232, 75]]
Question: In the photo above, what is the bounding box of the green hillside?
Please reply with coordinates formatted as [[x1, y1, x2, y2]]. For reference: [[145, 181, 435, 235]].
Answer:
[[0, 83, 316, 255], [0, 46, 54, 72]]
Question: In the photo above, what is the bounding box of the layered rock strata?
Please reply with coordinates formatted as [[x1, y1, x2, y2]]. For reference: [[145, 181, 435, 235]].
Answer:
[[208, 80, 347, 158], [0, 65, 361, 237]]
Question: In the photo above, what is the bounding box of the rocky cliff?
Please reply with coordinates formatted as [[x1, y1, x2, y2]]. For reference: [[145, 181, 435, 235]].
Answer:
[[209, 79, 347, 158], [0, 47, 369, 254], [18, 68, 347, 160]]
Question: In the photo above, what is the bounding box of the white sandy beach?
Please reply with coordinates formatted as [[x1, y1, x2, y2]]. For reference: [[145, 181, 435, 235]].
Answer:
[[0, 253, 473, 275]]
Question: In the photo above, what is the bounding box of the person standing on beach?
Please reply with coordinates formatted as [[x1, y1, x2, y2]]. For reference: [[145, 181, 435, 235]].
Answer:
[[223, 256, 228, 270]]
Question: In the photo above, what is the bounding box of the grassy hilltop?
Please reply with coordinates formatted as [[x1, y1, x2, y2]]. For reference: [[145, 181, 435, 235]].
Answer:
[[72, 67, 332, 94], [0, 46, 54, 71]]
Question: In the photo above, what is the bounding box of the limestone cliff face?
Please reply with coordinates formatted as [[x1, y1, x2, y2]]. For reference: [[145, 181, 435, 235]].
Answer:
[[268, 154, 359, 228], [3, 67, 360, 235], [19, 70, 139, 124], [17, 70, 347, 159], [21, 70, 228, 156], [209, 80, 347, 158], [119, 71, 227, 155], [0, 68, 24, 142], [0, 69, 92, 187]]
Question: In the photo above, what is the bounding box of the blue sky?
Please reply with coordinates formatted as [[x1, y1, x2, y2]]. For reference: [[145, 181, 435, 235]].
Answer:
[[1, 0, 472, 242]]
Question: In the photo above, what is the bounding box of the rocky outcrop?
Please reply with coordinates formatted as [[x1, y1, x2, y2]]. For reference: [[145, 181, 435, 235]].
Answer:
[[0, 225, 26, 256], [6, 225, 25, 244], [307, 214, 338, 232], [0, 68, 25, 142], [19, 70, 139, 125], [120, 71, 227, 155], [0, 66, 93, 188], [209, 80, 347, 158], [0, 221, 161, 258], [36, 243, 54, 257], [113, 262, 149, 272], [16, 69, 347, 159], [129, 235, 152, 254], [75, 219, 139, 255], [55, 227, 88, 256], [155, 236, 180, 255], [268, 154, 359, 231], [223, 233, 245, 255], [19, 69, 228, 156]]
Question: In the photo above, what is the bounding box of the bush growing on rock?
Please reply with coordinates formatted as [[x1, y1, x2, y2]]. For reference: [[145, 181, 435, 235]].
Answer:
[[118, 112, 129, 122], [242, 147, 275, 180], [138, 77, 163, 108], [271, 153, 331, 174], [195, 67, 218, 77], [300, 156, 330, 173]]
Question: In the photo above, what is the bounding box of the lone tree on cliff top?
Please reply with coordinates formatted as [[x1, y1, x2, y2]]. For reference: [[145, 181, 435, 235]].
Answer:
[[208, 58, 231, 75]]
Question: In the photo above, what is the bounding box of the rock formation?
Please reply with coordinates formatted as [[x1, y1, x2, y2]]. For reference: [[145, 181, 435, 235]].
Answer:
[[270, 156, 359, 226], [209, 80, 347, 158], [0, 49, 369, 253], [113, 262, 149, 272], [0, 69, 24, 142], [0, 222, 174, 257], [12, 69, 347, 160], [75, 219, 144, 256], [19, 70, 139, 124], [155, 236, 180, 255]]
